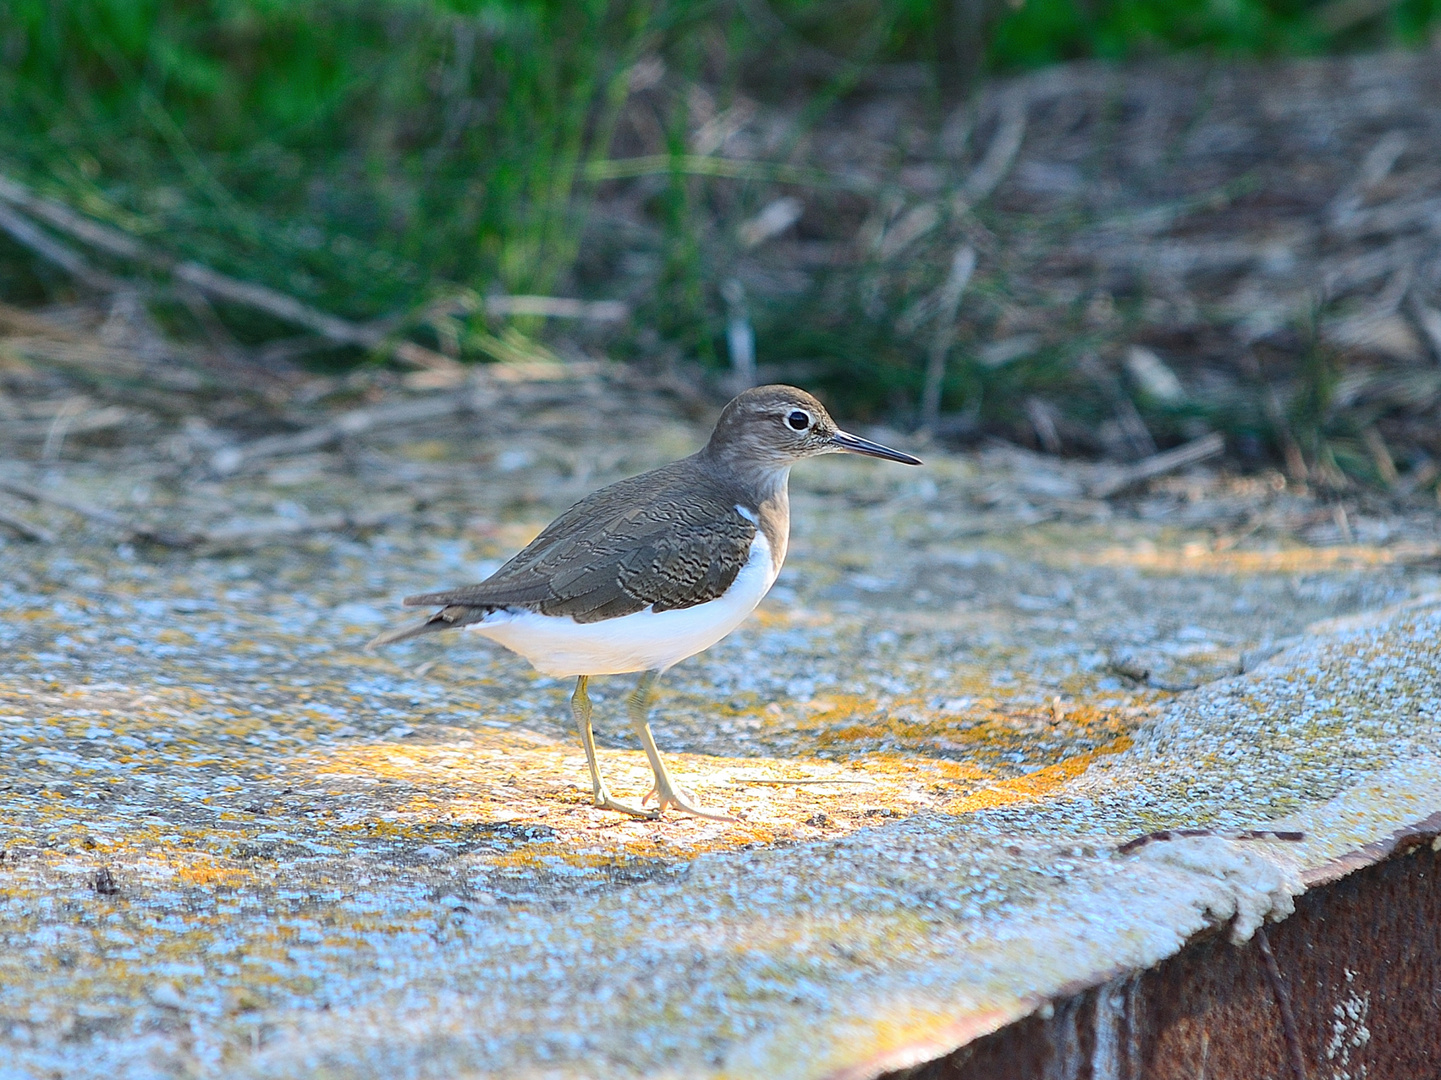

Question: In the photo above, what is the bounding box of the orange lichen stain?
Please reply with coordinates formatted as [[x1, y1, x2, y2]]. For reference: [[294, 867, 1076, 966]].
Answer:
[[489, 841, 663, 871], [394, 794, 456, 820], [1074, 540, 1439, 575], [791, 692, 888, 727], [171, 855, 252, 887], [779, 1004, 1022, 1080], [945, 734, 1133, 813], [808, 700, 1137, 761], [485, 810, 782, 863], [853, 754, 994, 786]]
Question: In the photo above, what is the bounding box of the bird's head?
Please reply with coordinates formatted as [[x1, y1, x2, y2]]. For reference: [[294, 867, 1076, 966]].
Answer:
[[703, 385, 922, 473]]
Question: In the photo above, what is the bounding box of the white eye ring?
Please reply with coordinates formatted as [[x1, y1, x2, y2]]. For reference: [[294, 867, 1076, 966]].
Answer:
[[785, 409, 812, 431]]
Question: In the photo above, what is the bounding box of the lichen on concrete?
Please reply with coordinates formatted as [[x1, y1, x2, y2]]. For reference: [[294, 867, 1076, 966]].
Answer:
[[2, 406, 1440, 1079]]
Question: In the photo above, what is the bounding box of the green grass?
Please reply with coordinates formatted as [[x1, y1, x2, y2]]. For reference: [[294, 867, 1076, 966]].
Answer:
[[0, 0, 683, 328], [988, 0, 1441, 66], [6, 1, 1432, 317], [3, 0, 1433, 315], [2, 0, 1440, 485]]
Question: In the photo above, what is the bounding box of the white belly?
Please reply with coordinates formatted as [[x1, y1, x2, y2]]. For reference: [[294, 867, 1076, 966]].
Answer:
[[469, 532, 779, 677]]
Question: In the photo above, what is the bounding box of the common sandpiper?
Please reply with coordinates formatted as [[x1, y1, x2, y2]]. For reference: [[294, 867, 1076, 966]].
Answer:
[[370, 385, 921, 820]]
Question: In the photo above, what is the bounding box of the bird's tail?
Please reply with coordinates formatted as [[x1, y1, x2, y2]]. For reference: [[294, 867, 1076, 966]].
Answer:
[[366, 612, 451, 650], [366, 605, 487, 651]]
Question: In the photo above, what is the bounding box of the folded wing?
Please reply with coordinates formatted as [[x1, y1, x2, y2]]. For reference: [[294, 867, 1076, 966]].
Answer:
[[372, 462, 757, 646]]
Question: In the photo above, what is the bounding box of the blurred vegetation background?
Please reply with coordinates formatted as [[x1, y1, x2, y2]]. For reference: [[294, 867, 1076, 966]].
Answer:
[[2, 0, 1441, 485]]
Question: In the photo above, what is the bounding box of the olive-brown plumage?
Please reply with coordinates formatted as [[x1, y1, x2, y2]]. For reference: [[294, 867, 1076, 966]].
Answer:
[[400, 460, 765, 625]]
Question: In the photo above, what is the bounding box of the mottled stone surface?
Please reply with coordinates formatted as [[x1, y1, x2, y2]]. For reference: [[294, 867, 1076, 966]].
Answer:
[[2, 385, 1439, 1078]]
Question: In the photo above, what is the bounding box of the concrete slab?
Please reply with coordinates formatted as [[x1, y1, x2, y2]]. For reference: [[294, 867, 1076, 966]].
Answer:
[[2, 403, 1439, 1079]]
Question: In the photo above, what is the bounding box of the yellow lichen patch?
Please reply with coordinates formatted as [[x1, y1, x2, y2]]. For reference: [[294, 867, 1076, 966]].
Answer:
[[763, 1002, 1020, 1080], [1074, 540, 1440, 575], [315, 729, 565, 785], [173, 856, 252, 887], [747, 606, 796, 630], [852, 754, 995, 785], [945, 734, 1133, 813], [399, 439, 453, 462], [805, 698, 1142, 763], [788, 691, 879, 726], [483, 826, 773, 869]]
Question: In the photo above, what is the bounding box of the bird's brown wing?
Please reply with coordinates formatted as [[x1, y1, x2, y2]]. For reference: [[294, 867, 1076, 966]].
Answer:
[[402, 460, 758, 624]]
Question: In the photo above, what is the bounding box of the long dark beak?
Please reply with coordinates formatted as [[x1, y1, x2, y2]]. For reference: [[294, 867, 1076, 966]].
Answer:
[[830, 429, 923, 465]]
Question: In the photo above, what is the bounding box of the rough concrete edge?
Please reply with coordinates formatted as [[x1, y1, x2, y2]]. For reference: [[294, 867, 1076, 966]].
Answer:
[[1232, 590, 1441, 679], [1299, 808, 1441, 888], [813, 1007, 1036, 1080], [815, 1008, 1034, 1080], [1294, 589, 1441, 656], [828, 808, 1441, 1080], [823, 595, 1441, 1080]]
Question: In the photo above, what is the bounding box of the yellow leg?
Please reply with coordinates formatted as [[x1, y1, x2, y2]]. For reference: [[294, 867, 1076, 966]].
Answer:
[[630, 671, 736, 822], [571, 676, 655, 819]]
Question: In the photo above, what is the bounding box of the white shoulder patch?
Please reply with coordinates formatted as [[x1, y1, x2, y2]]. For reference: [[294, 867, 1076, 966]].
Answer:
[[734, 504, 757, 524]]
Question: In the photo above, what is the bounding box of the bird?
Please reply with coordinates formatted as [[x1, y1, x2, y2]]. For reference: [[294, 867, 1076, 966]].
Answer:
[[369, 385, 921, 820]]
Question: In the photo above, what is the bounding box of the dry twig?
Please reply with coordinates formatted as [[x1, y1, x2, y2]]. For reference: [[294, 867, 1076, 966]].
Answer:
[[197, 509, 409, 552], [209, 389, 490, 475], [0, 200, 120, 292], [1087, 432, 1225, 498], [0, 477, 198, 548], [0, 505, 56, 543], [482, 295, 629, 322], [918, 245, 977, 433], [0, 173, 459, 374], [951, 88, 1028, 214]]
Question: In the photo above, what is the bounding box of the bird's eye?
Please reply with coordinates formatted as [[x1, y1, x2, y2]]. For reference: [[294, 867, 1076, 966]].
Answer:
[[785, 410, 811, 431]]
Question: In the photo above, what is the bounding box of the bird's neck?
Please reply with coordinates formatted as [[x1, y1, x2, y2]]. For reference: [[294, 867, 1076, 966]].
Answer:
[[696, 448, 790, 571], [754, 475, 790, 572]]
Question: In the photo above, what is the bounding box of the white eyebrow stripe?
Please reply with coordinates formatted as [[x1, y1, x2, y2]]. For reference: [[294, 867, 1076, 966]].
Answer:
[[734, 504, 757, 523]]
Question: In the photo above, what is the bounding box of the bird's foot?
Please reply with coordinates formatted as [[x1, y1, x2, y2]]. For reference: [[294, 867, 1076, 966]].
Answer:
[[642, 780, 738, 822], [591, 789, 659, 820]]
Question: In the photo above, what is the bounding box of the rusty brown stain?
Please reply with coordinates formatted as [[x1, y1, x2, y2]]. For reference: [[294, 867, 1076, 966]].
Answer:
[[1255, 926, 1308, 1080], [879, 829, 1441, 1080]]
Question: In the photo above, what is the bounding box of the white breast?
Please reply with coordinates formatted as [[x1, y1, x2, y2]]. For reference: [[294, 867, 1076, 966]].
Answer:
[[468, 531, 780, 677]]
